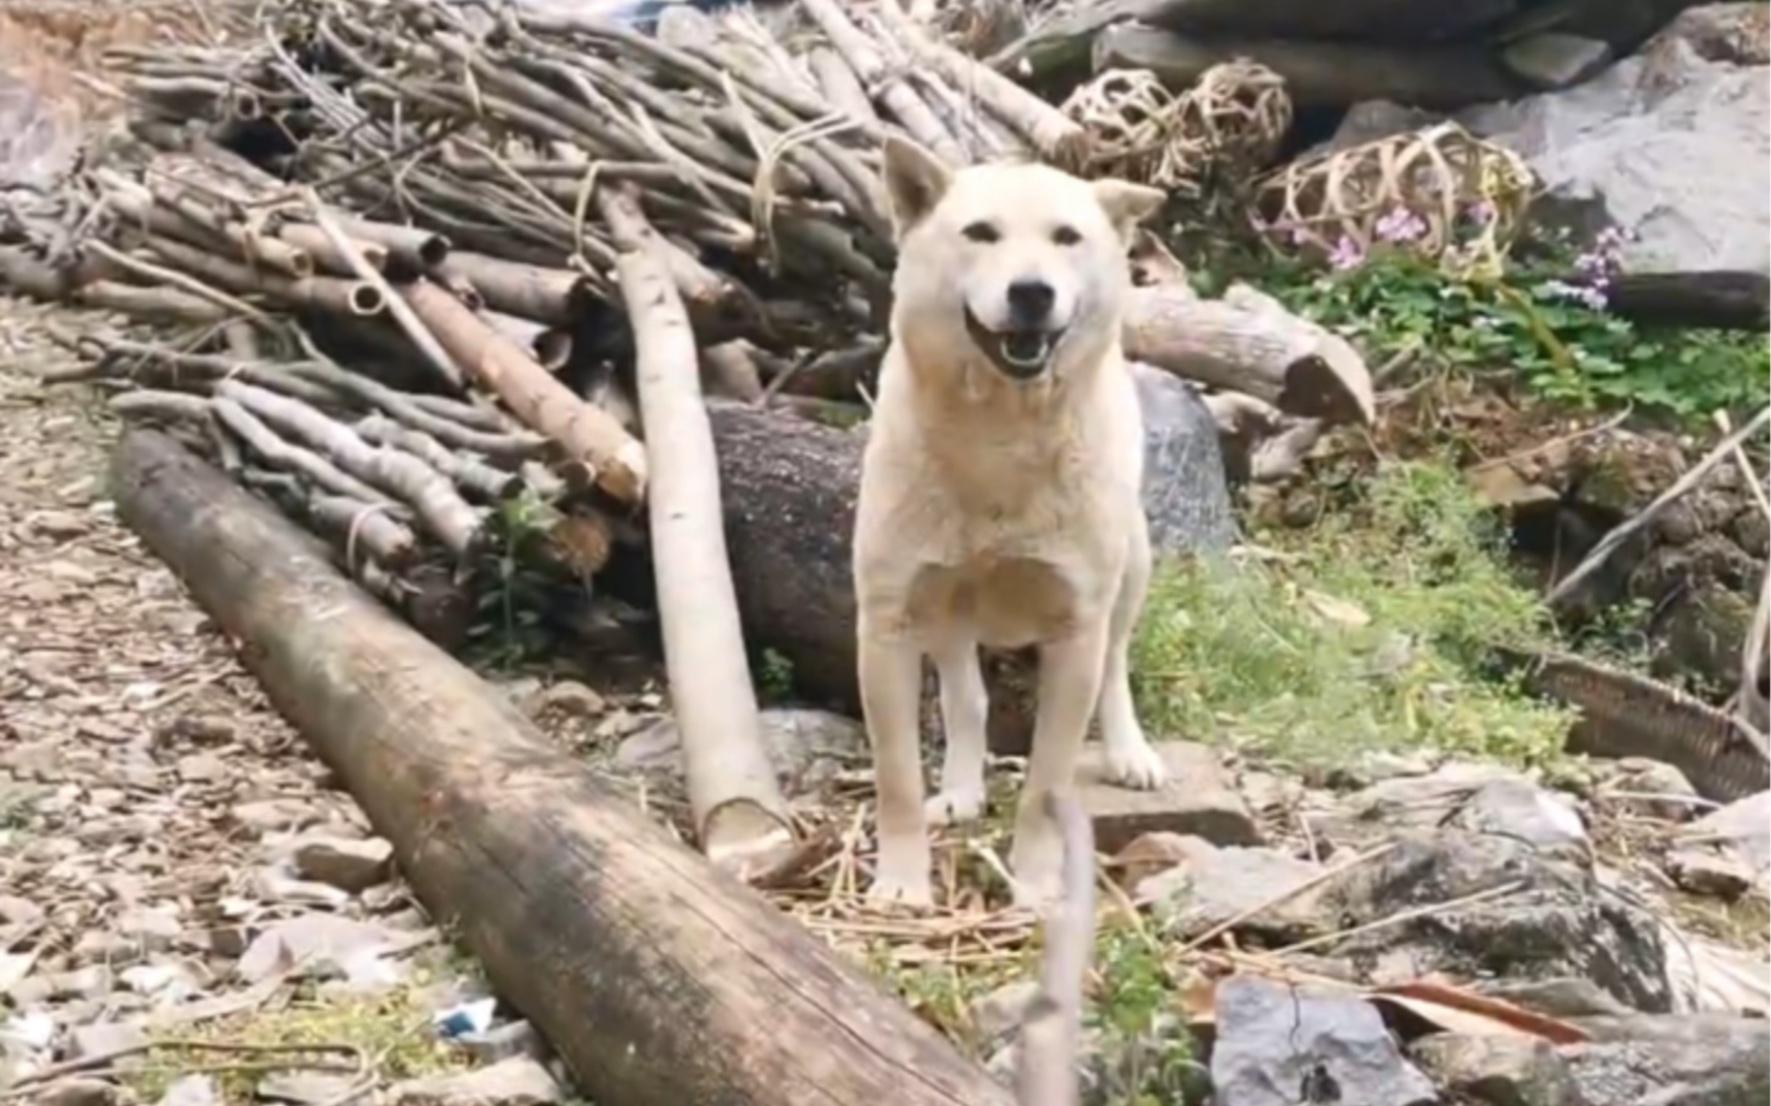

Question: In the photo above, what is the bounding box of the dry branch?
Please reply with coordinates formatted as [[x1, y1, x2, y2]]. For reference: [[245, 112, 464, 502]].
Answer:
[[1015, 790, 1097, 1106], [401, 280, 648, 501], [110, 427, 1014, 1106], [430, 251, 593, 328], [355, 413, 523, 502], [617, 246, 792, 879], [138, 233, 385, 317]]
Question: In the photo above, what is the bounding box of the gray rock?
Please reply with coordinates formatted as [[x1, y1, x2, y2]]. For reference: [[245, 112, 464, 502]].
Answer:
[[386, 1056, 564, 1106], [254, 1071, 360, 1105], [1460, 31, 1769, 275], [1665, 846, 1755, 898], [155, 1075, 219, 1106], [1594, 758, 1702, 822], [1324, 100, 1445, 153], [1450, 778, 1588, 857], [1501, 33, 1614, 90], [1475, 977, 1638, 1019], [67, 1022, 149, 1063], [1675, 791, 1769, 890], [1561, 1014, 1770, 1105], [1129, 363, 1237, 555], [291, 836, 396, 894], [1653, 3, 1770, 65], [1210, 976, 1437, 1106], [1311, 761, 1524, 843], [1323, 832, 1671, 1012], [1073, 742, 1261, 854], [35, 1078, 130, 1106], [1133, 836, 1328, 943], [1410, 1033, 1583, 1106]]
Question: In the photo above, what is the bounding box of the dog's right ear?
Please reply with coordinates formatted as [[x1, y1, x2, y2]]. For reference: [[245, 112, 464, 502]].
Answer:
[[880, 136, 952, 239]]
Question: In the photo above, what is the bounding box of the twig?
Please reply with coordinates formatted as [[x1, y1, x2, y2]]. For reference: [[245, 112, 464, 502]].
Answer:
[[1171, 841, 1399, 955], [1014, 790, 1096, 1106], [82, 239, 273, 326], [1713, 409, 1771, 520], [1548, 406, 1771, 603]]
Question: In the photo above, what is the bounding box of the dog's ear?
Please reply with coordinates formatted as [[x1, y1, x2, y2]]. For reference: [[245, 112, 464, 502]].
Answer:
[[1091, 179, 1166, 245], [880, 135, 952, 238]]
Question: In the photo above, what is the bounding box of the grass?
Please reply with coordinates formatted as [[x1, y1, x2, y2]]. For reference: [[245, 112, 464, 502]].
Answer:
[[1132, 458, 1578, 769]]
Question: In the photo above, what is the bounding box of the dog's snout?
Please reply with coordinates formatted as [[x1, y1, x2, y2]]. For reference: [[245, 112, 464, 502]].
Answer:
[[1006, 278, 1055, 324]]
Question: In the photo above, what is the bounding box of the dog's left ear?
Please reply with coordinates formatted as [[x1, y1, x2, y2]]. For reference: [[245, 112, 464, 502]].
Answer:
[[1092, 179, 1167, 246], [881, 135, 953, 239]]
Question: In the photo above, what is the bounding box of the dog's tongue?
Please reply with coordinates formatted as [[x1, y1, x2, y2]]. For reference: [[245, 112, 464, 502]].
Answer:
[[1001, 331, 1050, 367]]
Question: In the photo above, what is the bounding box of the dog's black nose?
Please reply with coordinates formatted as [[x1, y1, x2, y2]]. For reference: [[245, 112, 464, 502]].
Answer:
[[1006, 278, 1055, 324]]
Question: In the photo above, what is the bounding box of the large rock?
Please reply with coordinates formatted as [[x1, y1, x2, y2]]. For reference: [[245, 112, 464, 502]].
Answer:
[[1409, 1033, 1583, 1106], [1562, 1014, 1770, 1105], [1210, 976, 1438, 1106], [1461, 10, 1771, 275], [1130, 363, 1238, 555]]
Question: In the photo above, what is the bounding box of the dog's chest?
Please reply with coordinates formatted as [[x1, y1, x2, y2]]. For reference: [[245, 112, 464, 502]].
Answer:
[[905, 555, 1090, 648]]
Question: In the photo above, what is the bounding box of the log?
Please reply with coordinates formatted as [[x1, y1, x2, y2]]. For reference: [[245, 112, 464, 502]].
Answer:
[[1124, 281, 1375, 426], [1597, 270, 1771, 332], [110, 427, 1014, 1106], [1095, 24, 1520, 110], [616, 246, 792, 878]]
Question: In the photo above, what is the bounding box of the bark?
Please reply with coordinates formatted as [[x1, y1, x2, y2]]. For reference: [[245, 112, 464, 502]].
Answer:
[[430, 250, 593, 328], [401, 279, 648, 502], [110, 427, 1011, 1106], [618, 248, 792, 879], [1125, 281, 1374, 426], [1094, 24, 1520, 110]]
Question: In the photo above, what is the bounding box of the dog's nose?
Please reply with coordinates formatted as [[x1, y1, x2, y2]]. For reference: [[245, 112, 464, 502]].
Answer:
[[1006, 278, 1055, 324]]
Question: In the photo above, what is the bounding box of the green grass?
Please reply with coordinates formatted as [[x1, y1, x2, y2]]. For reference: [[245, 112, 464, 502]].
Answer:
[[1132, 458, 1577, 769]]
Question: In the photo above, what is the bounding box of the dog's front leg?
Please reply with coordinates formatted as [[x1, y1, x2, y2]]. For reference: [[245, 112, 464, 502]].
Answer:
[[858, 620, 934, 907], [927, 630, 988, 827], [1009, 622, 1110, 908]]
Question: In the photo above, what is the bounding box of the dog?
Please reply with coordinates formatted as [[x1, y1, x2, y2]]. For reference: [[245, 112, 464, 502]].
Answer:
[[853, 136, 1168, 909]]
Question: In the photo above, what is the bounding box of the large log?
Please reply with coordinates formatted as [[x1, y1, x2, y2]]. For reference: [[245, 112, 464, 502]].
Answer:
[[110, 428, 1014, 1106], [701, 370, 1236, 754], [1095, 24, 1521, 110], [1597, 270, 1771, 332]]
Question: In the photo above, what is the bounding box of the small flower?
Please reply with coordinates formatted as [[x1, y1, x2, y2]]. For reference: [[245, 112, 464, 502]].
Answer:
[[1374, 207, 1428, 244], [1465, 199, 1498, 225], [1328, 236, 1365, 271]]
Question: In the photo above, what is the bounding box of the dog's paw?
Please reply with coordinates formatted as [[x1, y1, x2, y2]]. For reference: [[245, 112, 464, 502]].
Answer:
[[925, 787, 986, 828], [1105, 740, 1169, 791]]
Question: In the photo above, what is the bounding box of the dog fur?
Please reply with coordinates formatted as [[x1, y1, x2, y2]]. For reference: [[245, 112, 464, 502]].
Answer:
[[853, 137, 1168, 909]]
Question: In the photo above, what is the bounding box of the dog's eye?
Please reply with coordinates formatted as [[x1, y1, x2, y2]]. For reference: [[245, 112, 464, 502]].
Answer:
[[961, 221, 1000, 244], [1052, 225, 1082, 247]]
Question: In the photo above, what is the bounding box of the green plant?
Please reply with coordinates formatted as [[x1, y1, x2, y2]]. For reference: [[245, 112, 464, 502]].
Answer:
[[1132, 459, 1576, 767], [1247, 240, 1767, 427], [1085, 927, 1204, 1106], [756, 647, 796, 703], [465, 490, 575, 671]]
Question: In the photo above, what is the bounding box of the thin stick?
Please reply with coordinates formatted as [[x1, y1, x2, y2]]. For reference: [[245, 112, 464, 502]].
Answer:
[[1713, 410, 1771, 520], [1015, 791, 1095, 1106], [1548, 406, 1771, 604], [1171, 841, 1398, 955], [82, 239, 273, 326]]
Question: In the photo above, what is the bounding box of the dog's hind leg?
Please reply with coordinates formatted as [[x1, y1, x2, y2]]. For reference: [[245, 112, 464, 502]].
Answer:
[[1097, 526, 1168, 790], [926, 629, 988, 827], [1009, 622, 1111, 907], [859, 620, 935, 907]]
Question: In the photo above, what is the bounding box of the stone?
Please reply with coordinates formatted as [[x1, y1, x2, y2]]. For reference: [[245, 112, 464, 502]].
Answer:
[[156, 1075, 219, 1106], [386, 1056, 564, 1106], [292, 836, 396, 894], [1475, 978, 1637, 1019], [1675, 791, 1769, 890], [1665, 846, 1755, 898], [970, 981, 1040, 1043], [36, 1079, 129, 1106], [1322, 832, 1671, 1013], [1410, 1033, 1582, 1106], [1310, 761, 1524, 843], [254, 1071, 360, 1105], [231, 799, 318, 833], [1561, 1014, 1770, 1105], [1074, 742, 1260, 854], [1209, 976, 1437, 1106], [1654, 3, 1770, 65], [458, 1019, 548, 1065], [1594, 758, 1701, 821], [532, 680, 605, 719], [67, 1022, 149, 1064], [1132, 836, 1328, 943], [173, 754, 227, 784], [1501, 32, 1613, 90], [1450, 779, 1588, 857], [1461, 30, 1770, 276], [1129, 364, 1238, 554]]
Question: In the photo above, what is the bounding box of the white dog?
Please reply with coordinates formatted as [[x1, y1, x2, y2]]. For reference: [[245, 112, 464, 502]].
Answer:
[[853, 136, 1169, 909]]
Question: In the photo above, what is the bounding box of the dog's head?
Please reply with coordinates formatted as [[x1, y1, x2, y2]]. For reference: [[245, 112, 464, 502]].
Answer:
[[880, 136, 1164, 386]]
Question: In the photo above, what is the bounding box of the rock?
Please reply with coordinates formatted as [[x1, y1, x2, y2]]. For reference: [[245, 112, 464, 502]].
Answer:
[[1449, 778, 1588, 857], [1475, 978, 1637, 1019], [1074, 742, 1260, 853], [1409, 1033, 1581, 1106], [1654, 3, 1770, 65], [36, 1079, 129, 1106], [1129, 364, 1237, 553], [235, 914, 414, 988], [231, 799, 318, 833], [254, 1071, 360, 1105], [532, 680, 605, 719], [67, 1022, 149, 1063], [970, 980, 1040, 1043], [1210, 976, 1437, 1106], [1675, 791, 1769, 889], [291, 836, 396, 894], [618, 707, 866, 795], [173, 754, 227, 784], [386, 1056, 564, 1106], [458, 1019, 548, 1065], [1311, 761, 1523, 843], [1500, 32, 1613, 90], [113, 907, 182, 952], [156, 1075, 218, 1106], [1665, 846, 1755, 899], [1460, 28, 1770, 276], [1593, 758, 1701, 821], [1562, 1014, 1770, 1104], [1322, 832, 1671, 1012], [1132, 836, 1329, 943]]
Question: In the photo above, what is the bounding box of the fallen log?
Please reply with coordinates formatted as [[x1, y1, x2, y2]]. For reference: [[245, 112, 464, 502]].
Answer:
[[110, 427, 1015, 1106], [1597, 270, 1771, 332], [1095, 24, 1520, 110]]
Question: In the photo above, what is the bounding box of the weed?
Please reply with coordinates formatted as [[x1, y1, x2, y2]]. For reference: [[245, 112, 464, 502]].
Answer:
[[1132, 459, 1576, 768], [1085, 927, 1205, 1105], [463, 490, 578, 672], [756, 647, 796, 703]]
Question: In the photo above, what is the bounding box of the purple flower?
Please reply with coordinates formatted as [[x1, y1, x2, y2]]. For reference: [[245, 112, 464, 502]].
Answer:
[[1328, 236, 1365, 271], [1374, 207, 1428, 244], [1540, 278, 1609, 311], [1465, 199, 1498, 225]]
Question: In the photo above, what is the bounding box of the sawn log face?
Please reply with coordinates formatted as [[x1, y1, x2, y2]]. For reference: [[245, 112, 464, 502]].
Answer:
[[110, 427, 1012, 1106]]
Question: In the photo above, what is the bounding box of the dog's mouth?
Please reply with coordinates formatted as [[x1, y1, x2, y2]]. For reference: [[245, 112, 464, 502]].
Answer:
[[964, 307, 1062, 381]]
